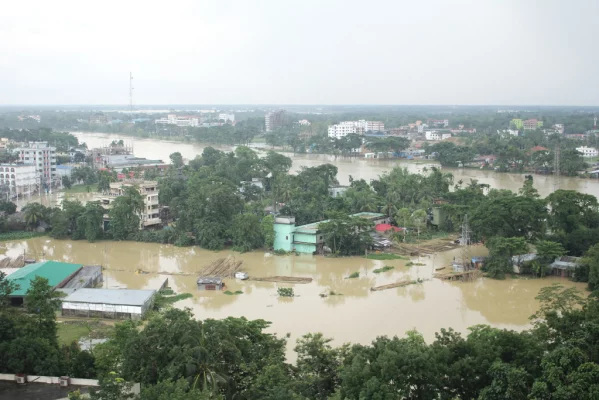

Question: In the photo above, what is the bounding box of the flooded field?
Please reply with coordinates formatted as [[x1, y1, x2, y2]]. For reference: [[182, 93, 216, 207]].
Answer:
[[1, 237, 586, 357]]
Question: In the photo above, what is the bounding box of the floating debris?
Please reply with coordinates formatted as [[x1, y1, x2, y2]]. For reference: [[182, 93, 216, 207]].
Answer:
[[370, 279, 424, 291], [249, 276, 312, 284]]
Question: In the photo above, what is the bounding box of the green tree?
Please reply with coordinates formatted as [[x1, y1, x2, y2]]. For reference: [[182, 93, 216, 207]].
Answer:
[[25, 276, 62, 345], [319, 212, 373, 255], [260, 214, 275, 249], [90, 372, 134, 400], [293, 333, 341, 400], [582, 243, 599, 291], [109, 187, 144, 240], [22, 202, 47, 230], [78, 201, 105, 242], [170, 152, 184, 168], [231, 213, 263, 252], [0, 201, 17, 215], [62, 175, 72, 189]]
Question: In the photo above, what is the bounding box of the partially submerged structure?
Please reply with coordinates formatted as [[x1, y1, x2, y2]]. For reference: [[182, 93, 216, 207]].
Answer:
[[197, 277, 224, 291], [274, 212, 388, 254], [61, 288, 156, 320], [549, 256, 581, 278]]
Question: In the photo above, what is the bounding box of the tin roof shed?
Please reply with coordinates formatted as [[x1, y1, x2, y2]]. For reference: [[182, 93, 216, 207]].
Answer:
[[7, 261, 82, 296]]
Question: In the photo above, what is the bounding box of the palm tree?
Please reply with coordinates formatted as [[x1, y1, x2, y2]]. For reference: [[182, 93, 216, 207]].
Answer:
[[23, 203, 45, 230]]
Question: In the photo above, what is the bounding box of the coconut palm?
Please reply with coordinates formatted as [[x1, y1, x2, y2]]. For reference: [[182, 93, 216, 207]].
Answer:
[[22, 203, 46, 230]]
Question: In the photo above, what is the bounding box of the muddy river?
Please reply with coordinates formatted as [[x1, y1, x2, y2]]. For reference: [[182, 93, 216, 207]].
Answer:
[[0, 237, 586, 358]]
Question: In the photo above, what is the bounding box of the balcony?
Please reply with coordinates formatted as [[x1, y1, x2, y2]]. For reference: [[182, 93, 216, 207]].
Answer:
[[143, 217, 162, 227]]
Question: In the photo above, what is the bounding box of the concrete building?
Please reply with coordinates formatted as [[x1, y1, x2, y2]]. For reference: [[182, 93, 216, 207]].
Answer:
[[265, 110, 286, 132], [61, 288, 156, 320], [364, 120, 385, 132], [554, 124, 565, 134], [425, 131, 441, 141], [428, 119, 449, 128], [98, 180, 161, 227], [328, 122, 359, 139], [328, 185, 348, 198], [274, 212, 388, 254], [155, 114, 200, 127], [14, 142, 57, 188], [576, 146, 598, 157], [55, 165, 74, 179], [197, 277, 224, 290], [511, 118, 523, 129], [218, 113, 235, 123], [523, 119, 543, 130], [298, 119, 311, 126], [0, 164, 38, 197], [98, 154, 165, 170]]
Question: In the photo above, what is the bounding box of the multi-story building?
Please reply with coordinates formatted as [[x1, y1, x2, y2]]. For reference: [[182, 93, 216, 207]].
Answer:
[[97, 181, 162, 228], [428, 119, 449, 128], [328, 122, 358, 139], [554, 124, 565, 134], [0, 164, 38, 197], [328, 120, 385, 139], [511, 119, 523, 129], [218, 113, 235, 123], [425, 131, 441, 141], [155, 114, 200, 127], [14, 142, 56, 188], [265, 110, 286, 132], [298, 119, 311, 126], [523, 119, 543, 130], [576, 146, 598, 158]]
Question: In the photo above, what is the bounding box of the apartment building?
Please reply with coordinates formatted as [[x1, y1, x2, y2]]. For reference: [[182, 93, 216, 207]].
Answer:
[[218, 113, 235, 123], [265, 110, 286, 132], [98, 181, 161, 228], [14, 142, 57, 188], [576, 146, 598, 158], [428, 119, 449, 128], [523, 119, 543, 130], [0, 164, 38, 197], [327, 120, 385, 139]]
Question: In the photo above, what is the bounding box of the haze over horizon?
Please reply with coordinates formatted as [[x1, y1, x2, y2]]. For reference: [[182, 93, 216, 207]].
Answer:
[[2, 0, 598, 106]]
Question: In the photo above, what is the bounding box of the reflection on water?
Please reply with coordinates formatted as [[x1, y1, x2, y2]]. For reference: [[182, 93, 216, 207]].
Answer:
[[0, 237, 587, 359]]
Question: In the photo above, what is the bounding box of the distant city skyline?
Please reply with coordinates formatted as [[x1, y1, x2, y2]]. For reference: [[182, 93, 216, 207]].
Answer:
[[2, 0, 598, 106]]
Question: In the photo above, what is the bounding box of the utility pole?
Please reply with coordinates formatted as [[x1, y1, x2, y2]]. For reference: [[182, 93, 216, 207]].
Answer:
[[129, 72, 134, 113], [553, 144, 560, 191], [461, 214, 471, 271]]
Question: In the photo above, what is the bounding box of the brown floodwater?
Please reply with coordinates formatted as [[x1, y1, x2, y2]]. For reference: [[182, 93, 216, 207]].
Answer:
[[72, 132, 599, 199], [0, 237, 586, 358]]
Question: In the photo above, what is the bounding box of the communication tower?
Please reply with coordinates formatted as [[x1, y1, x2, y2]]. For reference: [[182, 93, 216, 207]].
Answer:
[[553, 144, 560, 191], [461, 214, 471, 270], [129, 72, 134, 112]]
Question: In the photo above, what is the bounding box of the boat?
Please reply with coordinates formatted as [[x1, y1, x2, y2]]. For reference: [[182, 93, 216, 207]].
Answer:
[[234, 271, 249, 280], [435, 266, 446, 271]]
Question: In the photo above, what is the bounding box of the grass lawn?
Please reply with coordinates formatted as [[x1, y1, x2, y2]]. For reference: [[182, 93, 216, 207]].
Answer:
[[62, 185, 95, 194], [57, 323, 90, 345]]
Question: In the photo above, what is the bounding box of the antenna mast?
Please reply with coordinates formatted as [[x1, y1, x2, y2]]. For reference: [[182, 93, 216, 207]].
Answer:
[[129, 72, 134, 112]]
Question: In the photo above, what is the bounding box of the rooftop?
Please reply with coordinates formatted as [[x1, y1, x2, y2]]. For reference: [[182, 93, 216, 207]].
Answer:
[[62, 288, 155, 306], [7, 261, 82, 296], [197, 277, 223, 285]]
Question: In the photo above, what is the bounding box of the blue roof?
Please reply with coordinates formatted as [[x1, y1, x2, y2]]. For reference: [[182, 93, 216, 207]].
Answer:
[[56, 165, 74, 170]]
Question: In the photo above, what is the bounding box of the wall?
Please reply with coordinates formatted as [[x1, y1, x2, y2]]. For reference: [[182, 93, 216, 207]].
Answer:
[[0, 374, 98, 386], [62, 302, 142, 315], [274, 223, 295, 252]]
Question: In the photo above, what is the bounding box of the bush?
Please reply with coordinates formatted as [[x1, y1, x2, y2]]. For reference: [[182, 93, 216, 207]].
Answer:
[[365, 253, 407, 260], [277, 287, 294, 297], [373, 266, 394, 273], [348, 272, 359, 279], [224, 290, 243, 295]]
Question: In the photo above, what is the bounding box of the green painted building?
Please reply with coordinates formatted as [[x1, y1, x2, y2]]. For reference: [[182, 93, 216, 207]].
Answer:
[[7, 260, 83, 304], [273, 212, 388, 254]]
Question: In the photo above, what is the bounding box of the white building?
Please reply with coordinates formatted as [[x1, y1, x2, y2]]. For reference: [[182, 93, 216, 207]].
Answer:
[[61, 288, 156, 320], [498, 129, 519, 137], [97, 180, 161, 227], [328, 120, 385, 138], [155, 114, 199, 127], [425, 131, 441, 141], [298, 119, 311, 126], [218, 113, 235, 123], [417, 124, 425, 133], [554, 124, 565, 134], [441, 133, 452, 140], [14, 142, 57, 188], [328, 122, 358, 139], [576, 146, 598, 158], [0, 164, 38, 197]]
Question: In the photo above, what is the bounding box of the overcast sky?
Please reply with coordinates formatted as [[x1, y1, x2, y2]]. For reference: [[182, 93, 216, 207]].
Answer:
[[1, 0, 598, 106]]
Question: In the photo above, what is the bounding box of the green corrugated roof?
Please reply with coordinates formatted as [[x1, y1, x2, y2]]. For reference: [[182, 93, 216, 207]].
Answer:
[[7, 261, 82, 296]]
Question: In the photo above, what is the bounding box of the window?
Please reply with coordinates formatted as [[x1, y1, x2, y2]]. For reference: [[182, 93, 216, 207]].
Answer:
[[320, 236, 323, 240], [285, 236, 288, 240]]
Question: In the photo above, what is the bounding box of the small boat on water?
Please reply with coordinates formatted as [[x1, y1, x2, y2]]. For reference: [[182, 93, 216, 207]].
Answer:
[[435, 266, 446, 271]]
